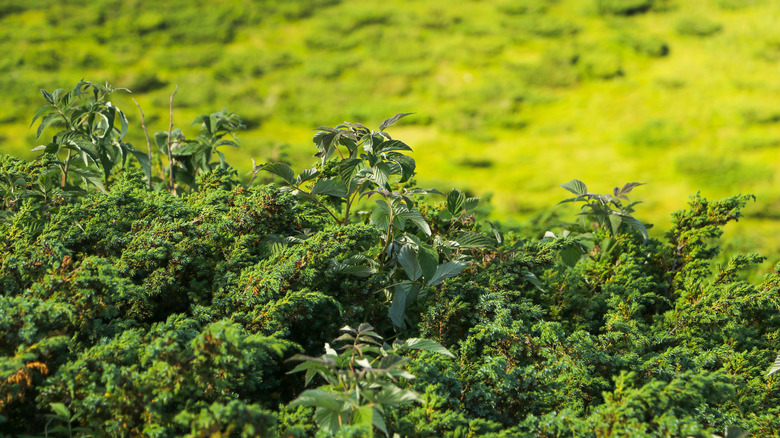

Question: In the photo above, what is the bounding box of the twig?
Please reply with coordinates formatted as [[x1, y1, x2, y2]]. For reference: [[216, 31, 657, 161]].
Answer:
[[132, 98, 153, 190], [248, 158, 258, 186], [167, 86, 179, 196]]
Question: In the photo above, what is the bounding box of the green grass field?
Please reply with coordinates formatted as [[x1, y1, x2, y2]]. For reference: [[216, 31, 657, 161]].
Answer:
[[3, 0, 780, 267]]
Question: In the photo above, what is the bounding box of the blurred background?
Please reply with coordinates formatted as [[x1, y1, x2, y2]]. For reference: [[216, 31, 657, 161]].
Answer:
[[2, 0, 780, 269]]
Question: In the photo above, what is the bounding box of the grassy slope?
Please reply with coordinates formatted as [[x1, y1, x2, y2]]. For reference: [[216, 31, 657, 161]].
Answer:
[[2, 0, 780, 264]]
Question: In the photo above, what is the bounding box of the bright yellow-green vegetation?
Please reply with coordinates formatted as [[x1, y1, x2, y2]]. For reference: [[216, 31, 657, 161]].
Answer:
[[3, 0, 780, 263]]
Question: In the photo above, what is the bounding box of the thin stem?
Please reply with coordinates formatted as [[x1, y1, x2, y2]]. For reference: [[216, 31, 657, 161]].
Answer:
[[60, 149, 72, 188], [132, 98, 153, 190], [380, 221, 395, 261], [343, 190, 361, 226], [248, 158, 258, 187], [167, 86, 179, 196]]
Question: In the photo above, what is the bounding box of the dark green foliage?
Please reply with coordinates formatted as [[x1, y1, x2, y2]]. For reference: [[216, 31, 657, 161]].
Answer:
[[37, 316, 291, 436], [3, 101, 780, 436]]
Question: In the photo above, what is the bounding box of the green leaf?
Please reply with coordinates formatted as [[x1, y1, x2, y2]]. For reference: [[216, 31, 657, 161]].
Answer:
[[129, 148, 152, 183], [315, 407, 348, 435], [170, 142, 201, 157], [31, 144, 55, 153], [37, 112, 63, 139], [385, 152, 416, 182], [40, 89, 55, 104], [464, 197, 479, 211], [371, 162, 392, 189], [389, 283, 419, 329], [377, 139, 413, 154], [524, 271, 545, 292], [372, 406, 388, 436], [371, 200, 392, 232], [418, 244, 439, 283], [311, 178, 347, 197], [337, 158, 364, 186], [608, 213, 622, 237], [290, 389, 345, 411], [769, 353, 780, 376], [68, 167, 107, 193], [561, 179, 588, 196], [379, 112, 414, 131], [454, 231, 494, 249], [559, 245, 582, 268], [329, 258, 376, 277], [352, 405, 375, 433], [614, 182, 645, 199], [29, 104, 56, 128], [621, 215, 649, 241], [396, 209, 431, 236], [426, 261, 468, 286], [375, 384, 421, 406], [487, 221, 503, 246], [398, 245, 422, 281], [49, 402, 70, 420], [259, 163, 296, 185], [446, 189, 466, 215], [399, 338, 454, 357], [297, 168, 319, 184]]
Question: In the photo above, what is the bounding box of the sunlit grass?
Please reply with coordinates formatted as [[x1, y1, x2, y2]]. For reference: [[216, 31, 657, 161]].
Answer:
[[2, 0, 780, 262]]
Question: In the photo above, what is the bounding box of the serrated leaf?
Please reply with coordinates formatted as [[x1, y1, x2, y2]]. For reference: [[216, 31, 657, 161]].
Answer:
[[446, 189, 466, 215], [377, 139, 413, 154], [769, 353, 780, 376], [154, 132, 169, 154], [352, 405, 375, 432], [29, 104, 56, 128], [41, 89, 55, 104], [371, 161, 391, 188], [311, 178, 347, 197], [418, 244, 438, 282], [379, 112, 414, 131], [398, 245, 422, 281], [617, 182, 645, 197], [426, 261, 468, 286], [396, 209, 431, 236], [524, 271, 545, 292], [559, 245, 582, 268], [297, 168, 319, 184], [259, 162, 296, 185], [371, 201, 391, 232], [487, 221, 503, 246], [389, 283, 419, 329], [49, 402, 70, 419], [170, 142, 201, 157], [68, 167, 106, 193], [399, 338, 454, 357], [130, 148, 152, 183], [454, 231, 494, 249], [337, 158, 363, 187], [463, 197, 479, 211], [608, 213, 622, 237], [385, 152, 416, 182], [561, 179, 588, 196], [372, 406, 388, 436], [37, 112, 63, 139], [621, 215, 649, 241], [329, 259, 376, 277]]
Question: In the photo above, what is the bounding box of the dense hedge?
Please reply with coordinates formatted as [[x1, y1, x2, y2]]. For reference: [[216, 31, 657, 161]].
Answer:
[[1, 145, 780, 436]]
